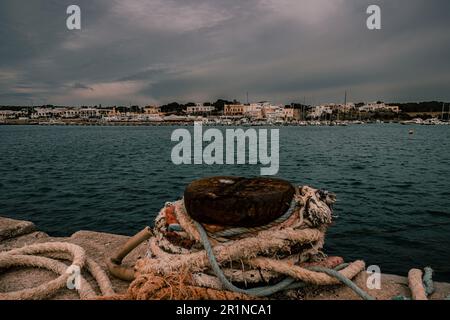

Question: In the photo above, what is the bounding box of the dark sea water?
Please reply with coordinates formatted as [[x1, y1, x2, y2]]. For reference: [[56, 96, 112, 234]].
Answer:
[[1, 124, 449, 281]]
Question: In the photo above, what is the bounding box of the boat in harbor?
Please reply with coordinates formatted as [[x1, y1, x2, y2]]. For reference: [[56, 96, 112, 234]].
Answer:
[[422, 118, 444, 125]]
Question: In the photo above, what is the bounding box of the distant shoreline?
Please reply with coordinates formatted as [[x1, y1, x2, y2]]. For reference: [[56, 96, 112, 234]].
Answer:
[[1, 120, 377, 127], [1, 119, 449, 127]]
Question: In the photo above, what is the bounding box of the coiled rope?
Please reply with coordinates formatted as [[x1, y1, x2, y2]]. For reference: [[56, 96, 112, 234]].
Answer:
[[102, 184, 449, 301], [124, 186, 376, 300], [0, 242, 114, 300], [194, 219, 375, 299]]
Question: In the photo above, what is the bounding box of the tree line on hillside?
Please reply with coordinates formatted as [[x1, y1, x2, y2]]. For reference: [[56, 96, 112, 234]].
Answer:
[[387, 101, 448, 113]]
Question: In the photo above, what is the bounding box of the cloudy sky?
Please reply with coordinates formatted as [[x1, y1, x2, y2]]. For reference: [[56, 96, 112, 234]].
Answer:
[[1, 0, 449, 106]]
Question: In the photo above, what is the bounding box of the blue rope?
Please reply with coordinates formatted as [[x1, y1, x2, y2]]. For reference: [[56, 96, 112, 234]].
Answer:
[[423, 267, 434, 296], [194, 220, 375, 299], [194, 220, 294, 296], [307, 266, 375, 300], [168, 224, 184, 232], [392, 295, 411, 300]]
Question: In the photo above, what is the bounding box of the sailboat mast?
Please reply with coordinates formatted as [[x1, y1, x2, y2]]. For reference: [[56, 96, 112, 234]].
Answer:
[[447, 104, 450, 121], [303, 96, 306, 121], [340, 90, 347, 122]]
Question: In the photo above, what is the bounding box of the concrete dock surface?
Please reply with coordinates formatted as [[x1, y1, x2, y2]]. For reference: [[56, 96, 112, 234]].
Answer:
[[1, 216, 449, 300]]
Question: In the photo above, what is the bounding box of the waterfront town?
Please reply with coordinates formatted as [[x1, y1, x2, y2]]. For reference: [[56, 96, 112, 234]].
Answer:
[[1, 100, 449, 126]]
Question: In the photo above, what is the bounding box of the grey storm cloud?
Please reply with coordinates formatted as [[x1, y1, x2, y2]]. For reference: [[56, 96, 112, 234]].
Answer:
[[0, 0, 449, 106], [72, 82, 94, 91]]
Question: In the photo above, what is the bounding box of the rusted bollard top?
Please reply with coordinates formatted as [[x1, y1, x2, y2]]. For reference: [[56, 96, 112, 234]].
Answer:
[[184, 176, 295, 227]]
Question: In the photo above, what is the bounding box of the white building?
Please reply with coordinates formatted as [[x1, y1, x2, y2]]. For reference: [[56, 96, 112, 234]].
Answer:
[[249, 102, 293, 121], [359, 102, 383, 112], [186, 103, 215, 115], [359, 102, 399, 113], [61, 108, 100, 118], [78, 108, 100, 118], [223, 102, 293, 121], [307, 103, 358, 119], [308, 105, 333, 119], [33, 108, 51, 118], [31, 107, 102, 119], [263, 104, 285, 121], [32, 108, 66, 119], [0, 110, 26, 120], [62, 108, 78, 118], [244, 103, 264, 119]]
